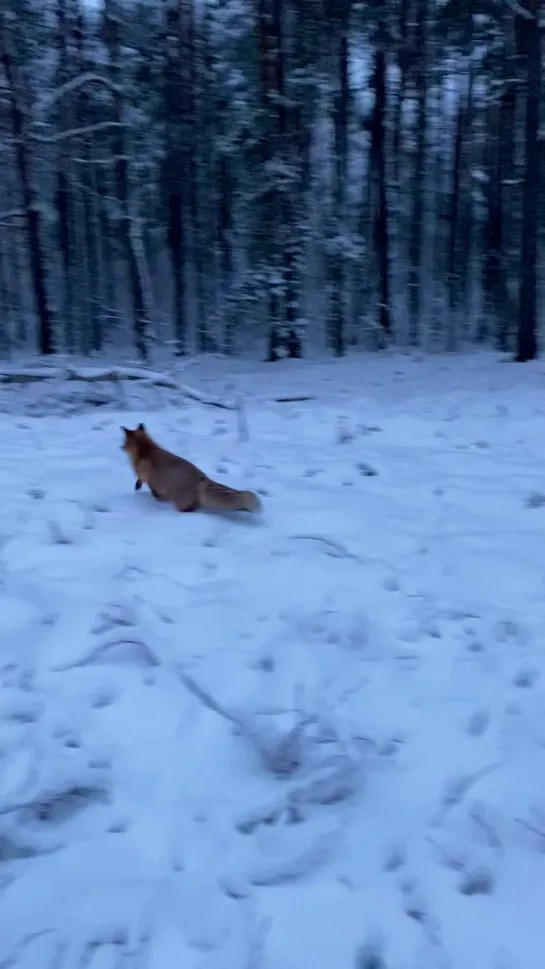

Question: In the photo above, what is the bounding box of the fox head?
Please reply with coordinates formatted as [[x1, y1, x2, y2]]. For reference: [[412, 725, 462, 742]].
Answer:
[[121, 423, 151, 461]]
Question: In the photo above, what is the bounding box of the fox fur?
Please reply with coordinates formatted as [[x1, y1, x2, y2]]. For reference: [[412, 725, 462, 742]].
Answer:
[[121, 423, 261, 513]]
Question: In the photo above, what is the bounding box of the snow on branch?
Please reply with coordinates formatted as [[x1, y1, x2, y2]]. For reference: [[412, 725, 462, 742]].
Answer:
[[505, 0, 535, 19], [29, 121, 126, 144], [35, 72, 123, 115], [0, 208, 25, 222]]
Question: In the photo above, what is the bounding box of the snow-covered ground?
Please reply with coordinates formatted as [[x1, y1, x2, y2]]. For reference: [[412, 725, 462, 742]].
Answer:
[[1, 351, 545, 969]]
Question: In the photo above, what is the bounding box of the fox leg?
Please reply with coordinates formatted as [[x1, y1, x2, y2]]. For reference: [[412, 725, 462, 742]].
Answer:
[[175, 499, 199, 512], [135, 478, 163, 501]]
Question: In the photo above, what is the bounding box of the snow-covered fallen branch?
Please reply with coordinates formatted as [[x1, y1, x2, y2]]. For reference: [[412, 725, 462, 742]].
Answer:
[[0, 369, 60, 384], [0, 365, 178, 388], [178, 381, 236, 410], [65, 366, 177, 388]]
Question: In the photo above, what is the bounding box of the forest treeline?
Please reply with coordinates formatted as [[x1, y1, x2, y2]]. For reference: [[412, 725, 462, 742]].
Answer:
[[0, 0, 542, 362]]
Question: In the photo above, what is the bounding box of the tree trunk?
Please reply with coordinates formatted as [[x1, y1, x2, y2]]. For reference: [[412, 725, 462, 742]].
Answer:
[[55, 0, 77, 353], [164, 0, 188, 356], [516, 1, 541, 362], [218, 153, 234, 354], [457, 0, 475, 329], [0, 11, 54, 355], [103, 0, 148, 360], [186, 0, 207, 352], [392, 0, 409, 187], [446, 98, 463, 350], [371, 36, 392, 338], [329, 3, 349, 357], [407, 0, 427, 347], [74, 2, 102, 353]]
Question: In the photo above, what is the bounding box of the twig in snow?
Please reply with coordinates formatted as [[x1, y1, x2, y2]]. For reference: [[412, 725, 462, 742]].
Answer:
[[51, 638, 159, 672], [288, 534, 361, 561], [176, 668, 242, 726], [237, 394, 249, 443], [176, 668, 306, 775], [432, 762, 501, 827], [235, 752, 362, 834], [0, 798, 46, 819], [245, 917, 272, 969], [354, 933, 387, 969], [249, 818, 346, 886], [404, 901, 443, 948], [469, 802, 504, 854], [48, 520, 73, 545], [0, 784, 108, 821], [515, 816, 545, 843], [0, 929, 55, 969]]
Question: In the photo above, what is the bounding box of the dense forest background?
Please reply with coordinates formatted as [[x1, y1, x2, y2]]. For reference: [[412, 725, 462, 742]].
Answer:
[[0, 0, 542, 363]]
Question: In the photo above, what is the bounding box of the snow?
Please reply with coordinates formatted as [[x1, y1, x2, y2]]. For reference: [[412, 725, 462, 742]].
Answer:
[[1, 350, 545, 969]]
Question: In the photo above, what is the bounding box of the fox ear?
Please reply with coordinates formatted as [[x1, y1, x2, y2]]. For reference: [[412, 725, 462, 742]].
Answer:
[[137, 422, 145, 432], [121, 426, 131, 435]]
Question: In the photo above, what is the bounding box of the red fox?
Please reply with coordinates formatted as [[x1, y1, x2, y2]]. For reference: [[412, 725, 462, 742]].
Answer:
[[121, 424, 261, 513]]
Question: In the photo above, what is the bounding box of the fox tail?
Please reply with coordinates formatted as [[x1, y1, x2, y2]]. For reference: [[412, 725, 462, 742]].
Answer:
[[199, 478, 261, 512]]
